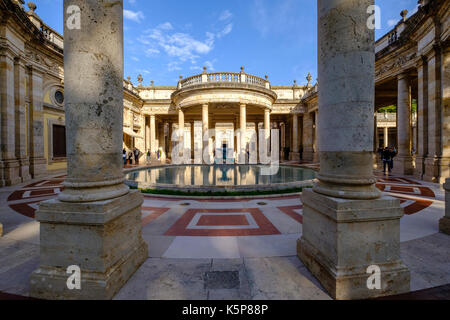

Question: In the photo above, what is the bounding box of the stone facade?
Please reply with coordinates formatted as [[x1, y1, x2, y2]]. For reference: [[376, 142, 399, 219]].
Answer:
[[374, 0, 450, 184]]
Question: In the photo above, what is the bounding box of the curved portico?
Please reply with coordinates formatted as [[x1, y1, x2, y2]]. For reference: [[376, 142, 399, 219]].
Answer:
[[170, 69, 277, 163]]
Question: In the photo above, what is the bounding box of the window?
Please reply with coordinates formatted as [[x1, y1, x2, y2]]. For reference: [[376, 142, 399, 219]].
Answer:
[[52, 125, 67, 158], [54, 90, 64, 105]]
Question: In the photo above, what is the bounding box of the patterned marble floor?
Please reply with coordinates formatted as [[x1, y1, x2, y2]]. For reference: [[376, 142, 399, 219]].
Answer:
[[3, 171, 445, 259], [0, 169, 448, 299]]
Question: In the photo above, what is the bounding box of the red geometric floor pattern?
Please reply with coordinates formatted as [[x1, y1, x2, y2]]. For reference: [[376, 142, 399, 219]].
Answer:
[[278, 205, 303, 224], [6, 174, 438, 227], [164, 208, 280, 236]]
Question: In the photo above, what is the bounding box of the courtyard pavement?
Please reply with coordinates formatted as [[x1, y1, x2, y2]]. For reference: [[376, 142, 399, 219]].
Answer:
[[0, 164, 449, 300]]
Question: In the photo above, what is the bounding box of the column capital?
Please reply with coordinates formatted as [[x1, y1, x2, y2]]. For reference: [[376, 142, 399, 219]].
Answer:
[[397, 73, 410, 81]]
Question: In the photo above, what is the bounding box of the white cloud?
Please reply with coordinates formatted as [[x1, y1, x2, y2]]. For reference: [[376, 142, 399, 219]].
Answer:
[[387, 19, 398, 27], [140, 23, 215, 64], [219, 10, 233, 21], [217, 23, 233, 38], [124, 10, 144, 23]]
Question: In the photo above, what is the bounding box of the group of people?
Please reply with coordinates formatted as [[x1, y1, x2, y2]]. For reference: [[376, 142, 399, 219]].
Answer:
[[123, 147, 163, 166], [123, 147, 142, 166], [378, 146, 397, 173]]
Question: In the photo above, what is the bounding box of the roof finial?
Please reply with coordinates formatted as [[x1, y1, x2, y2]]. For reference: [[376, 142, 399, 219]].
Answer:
[[27, 1, 36, 12], [240, 66, 245, 73], [202, 66, 207, 74], [400, 9, 408, 22], [306, 73, 313, 86], [137, 74, 143, 87]]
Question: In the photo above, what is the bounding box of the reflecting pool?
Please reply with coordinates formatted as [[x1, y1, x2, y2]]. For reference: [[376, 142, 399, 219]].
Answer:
[[126, 165, 316, 188]]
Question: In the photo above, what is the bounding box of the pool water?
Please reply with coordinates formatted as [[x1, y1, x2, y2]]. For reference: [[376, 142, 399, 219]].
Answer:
[[126, 165, 316, 187]]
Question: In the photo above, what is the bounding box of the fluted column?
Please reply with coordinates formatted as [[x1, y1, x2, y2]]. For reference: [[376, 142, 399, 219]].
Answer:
[[291, 114, 300, 161], [0, 49, 21, 186], [30, 0, 147, 300], [298, 0, 409, 300], [239, 103, 247, 164], [394, 73, 413, 175]]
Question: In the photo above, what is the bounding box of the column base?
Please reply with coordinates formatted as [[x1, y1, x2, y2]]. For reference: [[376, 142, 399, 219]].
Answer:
[[30, 190, 148, 300], [423, 156, 441, 183], [312, 152, 319, 163], [392, 155, 414, 176], [439, 217, 450, 235], [2, 159, 22, 186], [302, 151, 314, 162], [441, 179, 450, 235], [29, 157, 47, 179], [298, 189, 410, 300], [438, 158, 450, 185], [19, 158, 31, 183], [414, 156, 426, 180], [290, 152, 300, 162]]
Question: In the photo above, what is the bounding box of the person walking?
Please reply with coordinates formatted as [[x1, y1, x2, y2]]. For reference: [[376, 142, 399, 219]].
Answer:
[[146, 150, 151, 164], [123, 149, 127, 166], [389, 147, 397, 171], [382, 147, 392, 174], [128, 150, 133, 165], [133, 147, 141, 165]]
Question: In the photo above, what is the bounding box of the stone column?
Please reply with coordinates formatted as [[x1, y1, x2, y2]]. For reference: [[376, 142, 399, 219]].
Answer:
[[440, 46, 450, 183], [159, 122, 166, 163], [0, 49, 21, 186], [30, 0, 147, 300], [239, 103, 247, 164], [298, 0, 409, 300], [262, 109, 271, 160], [394, 73, 413, 175], [440, 178, 450, 234], [415, 56, 428, 180], [14, 57, 31, 182], [145, 116, 150, 152], [178, 108, 185, 160], [424, 46, 442, 182], [28, 66, 47, 178], [150, 115, 156, 160], [202, 104, 211, 164], [291, 114, 300, 161], [302, 112, 314, 161], [384, 126, 389, 148], [313, 110, 319, 162]]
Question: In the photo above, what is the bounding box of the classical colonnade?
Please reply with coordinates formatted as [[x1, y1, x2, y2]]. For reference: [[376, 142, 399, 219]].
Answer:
[[26, 0, 450, 301]]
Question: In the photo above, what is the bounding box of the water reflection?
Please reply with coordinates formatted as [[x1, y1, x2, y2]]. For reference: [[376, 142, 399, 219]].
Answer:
[[126, 165, 316, 187]]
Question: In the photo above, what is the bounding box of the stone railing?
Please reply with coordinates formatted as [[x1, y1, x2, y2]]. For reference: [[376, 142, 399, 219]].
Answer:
[[208, 72, 241, 83], [178, 70, 270, 90], [40, 25, 64, 49], [180, 74, 202, 88]]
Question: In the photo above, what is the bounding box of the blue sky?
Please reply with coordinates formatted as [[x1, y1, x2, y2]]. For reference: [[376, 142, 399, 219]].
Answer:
[[33, 0, 418, 86]]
